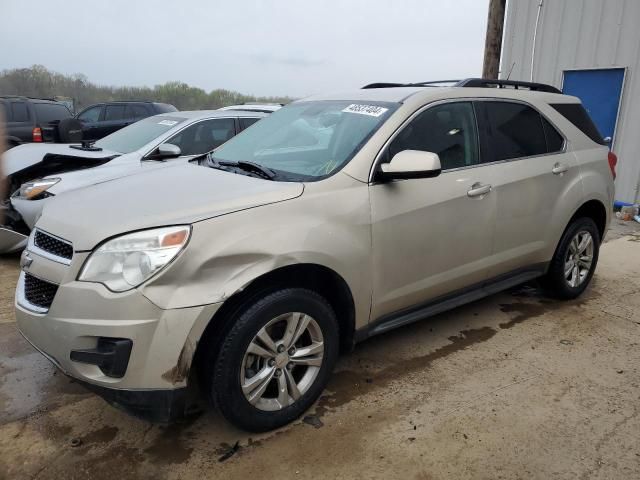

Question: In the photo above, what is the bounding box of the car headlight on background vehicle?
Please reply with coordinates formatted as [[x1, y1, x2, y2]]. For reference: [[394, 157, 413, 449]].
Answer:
[[18, 178, 60, 199], [78, 226, 191, 292]]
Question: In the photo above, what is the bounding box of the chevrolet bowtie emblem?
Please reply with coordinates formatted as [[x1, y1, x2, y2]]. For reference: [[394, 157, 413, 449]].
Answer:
[[20, 252, 33, 269]]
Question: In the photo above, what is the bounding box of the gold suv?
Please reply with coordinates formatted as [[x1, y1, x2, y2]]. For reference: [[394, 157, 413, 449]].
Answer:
[[16, 79, 615, 431]]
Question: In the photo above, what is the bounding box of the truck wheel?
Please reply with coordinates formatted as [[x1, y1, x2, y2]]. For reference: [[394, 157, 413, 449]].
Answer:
[[210, 288, 339, 432], [542, 217, 600, 299]]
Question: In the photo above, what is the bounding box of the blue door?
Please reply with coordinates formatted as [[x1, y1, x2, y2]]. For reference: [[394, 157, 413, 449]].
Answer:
[[563, 68, 625, 144]]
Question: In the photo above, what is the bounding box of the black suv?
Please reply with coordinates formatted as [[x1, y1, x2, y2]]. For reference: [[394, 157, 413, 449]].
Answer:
[[2, 96, 73, 148], [73, 101, 178, 141]]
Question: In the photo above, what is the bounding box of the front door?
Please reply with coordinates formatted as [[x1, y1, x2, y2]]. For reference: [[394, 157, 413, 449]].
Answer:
[[369, 101, 496, 320], [563, 68, 625, 146]]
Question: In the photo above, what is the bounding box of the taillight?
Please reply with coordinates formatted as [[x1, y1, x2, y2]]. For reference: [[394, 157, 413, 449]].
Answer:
[[32, 127, 43, 142], [607, 151, 617, 179]]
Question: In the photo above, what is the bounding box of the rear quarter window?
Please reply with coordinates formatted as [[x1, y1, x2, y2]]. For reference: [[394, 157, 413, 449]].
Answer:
[[550, 103, 606, 145], [34, 103, 71, 123]]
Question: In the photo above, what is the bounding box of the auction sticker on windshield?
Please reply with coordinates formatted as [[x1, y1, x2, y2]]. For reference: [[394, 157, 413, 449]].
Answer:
[[158, 120, 179, 126], [342, 104, 388, 117]]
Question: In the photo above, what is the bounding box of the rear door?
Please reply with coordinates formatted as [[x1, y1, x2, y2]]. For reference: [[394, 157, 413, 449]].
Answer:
[[76, 105, 104, 140], [99, 104, 128, 137], [475, 100, 584, 278], [369, 101, 496, 320]]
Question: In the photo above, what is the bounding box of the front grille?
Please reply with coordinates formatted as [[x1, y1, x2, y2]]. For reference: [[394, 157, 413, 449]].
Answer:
[[23, 273, 59, 309], [34, 230, 73, 260]]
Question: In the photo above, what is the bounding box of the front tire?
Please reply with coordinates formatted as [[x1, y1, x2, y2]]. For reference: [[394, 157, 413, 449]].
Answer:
[[542, 217, 600, 299], [210, 288, 339, 432]]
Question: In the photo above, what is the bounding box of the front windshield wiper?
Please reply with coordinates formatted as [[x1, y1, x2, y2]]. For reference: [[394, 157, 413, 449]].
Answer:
[[207, 154, 276, 180]]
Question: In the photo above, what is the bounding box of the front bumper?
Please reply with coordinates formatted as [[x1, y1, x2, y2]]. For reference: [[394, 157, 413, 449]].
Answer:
[[15, 246, 222, 419]]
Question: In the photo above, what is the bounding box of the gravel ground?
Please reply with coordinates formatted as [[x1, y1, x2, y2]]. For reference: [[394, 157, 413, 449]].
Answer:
[[1, 221, 639, 480]]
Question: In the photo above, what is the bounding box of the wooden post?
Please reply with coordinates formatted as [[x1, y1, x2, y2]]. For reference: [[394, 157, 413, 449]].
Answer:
[[482, 0, 506, 79]]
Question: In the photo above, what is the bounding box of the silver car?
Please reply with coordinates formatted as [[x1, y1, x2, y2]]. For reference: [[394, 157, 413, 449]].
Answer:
[[15, 79, 614, 432], [1, 110, 267, 253]]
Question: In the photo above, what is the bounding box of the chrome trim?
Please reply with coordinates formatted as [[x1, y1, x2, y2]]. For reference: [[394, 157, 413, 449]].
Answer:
[[29, 229, 73, 266], [16, 271, 50, 314], [368, 97, 568, 183]]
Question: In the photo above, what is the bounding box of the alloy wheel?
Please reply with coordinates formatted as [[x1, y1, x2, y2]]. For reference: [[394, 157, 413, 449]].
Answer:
[[240, 312, 324, 411], [564, 230, 594, 288]]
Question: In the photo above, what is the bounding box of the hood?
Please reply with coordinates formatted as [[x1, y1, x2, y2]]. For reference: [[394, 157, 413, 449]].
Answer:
[[46, 155, 173, 195], [4, 143, 121, 176], [37, 163, 304, 250]]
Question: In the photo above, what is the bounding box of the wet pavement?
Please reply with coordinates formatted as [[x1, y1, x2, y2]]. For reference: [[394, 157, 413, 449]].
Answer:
[[1, 229, 640, 479]]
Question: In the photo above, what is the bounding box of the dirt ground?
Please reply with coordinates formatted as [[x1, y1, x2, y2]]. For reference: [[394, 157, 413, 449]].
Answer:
[[1, 221, 640, 480]]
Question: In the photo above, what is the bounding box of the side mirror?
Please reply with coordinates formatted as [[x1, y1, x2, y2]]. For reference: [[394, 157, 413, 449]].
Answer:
[[380, 150, 442, 180], [152, 143, 182, 159]]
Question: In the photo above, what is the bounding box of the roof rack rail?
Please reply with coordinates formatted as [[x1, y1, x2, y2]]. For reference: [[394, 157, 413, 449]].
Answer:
[[455, 78, 561, 93], [362, 80, 460, 89], [362, 78, 561, 94]]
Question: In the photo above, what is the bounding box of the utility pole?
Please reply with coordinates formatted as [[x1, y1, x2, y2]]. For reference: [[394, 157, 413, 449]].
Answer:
[[482, 0, 506, 79]]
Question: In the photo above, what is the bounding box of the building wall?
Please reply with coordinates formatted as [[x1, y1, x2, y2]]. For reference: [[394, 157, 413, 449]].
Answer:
[[501, 0, 640, 202]]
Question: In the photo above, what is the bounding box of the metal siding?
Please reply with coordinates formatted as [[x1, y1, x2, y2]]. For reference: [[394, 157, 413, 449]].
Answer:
[[501, 0, 640, 202]]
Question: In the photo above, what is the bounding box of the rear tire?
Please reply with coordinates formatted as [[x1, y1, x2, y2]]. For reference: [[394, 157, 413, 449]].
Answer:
[[210, 288, 339, 432], [542, 217, 600, 299]]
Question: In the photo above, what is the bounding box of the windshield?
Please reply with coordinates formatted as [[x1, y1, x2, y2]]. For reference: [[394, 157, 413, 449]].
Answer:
[[211, 100, 398, 181], [94, 115, 187, 154]]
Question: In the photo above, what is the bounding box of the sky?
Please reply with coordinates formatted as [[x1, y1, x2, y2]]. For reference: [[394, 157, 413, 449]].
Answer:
[[0, 0, 489, 98]]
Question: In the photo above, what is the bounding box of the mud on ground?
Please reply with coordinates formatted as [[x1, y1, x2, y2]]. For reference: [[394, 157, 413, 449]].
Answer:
[[1, 224, 640, 479]]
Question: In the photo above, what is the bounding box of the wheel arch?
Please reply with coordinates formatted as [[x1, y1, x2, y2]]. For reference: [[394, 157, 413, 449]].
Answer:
[[569, 198, 608, 241], [191, 263, 357, 388]]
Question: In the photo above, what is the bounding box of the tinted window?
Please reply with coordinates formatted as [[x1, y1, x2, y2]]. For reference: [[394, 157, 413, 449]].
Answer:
[[11, 102, 30, 122], [386, 102, 479, 170], [239, 117, 260, 130], [478, 102, 546, 161], [550, 103, 606, 145], [541, 117, 564, 152], [104, 104, 126, 121], [34, 103, 72, 123], [126, 104, 149, 119], [94, 116, 187, 154], [78, 105, 102, 122], [167, 118, 236, 155]]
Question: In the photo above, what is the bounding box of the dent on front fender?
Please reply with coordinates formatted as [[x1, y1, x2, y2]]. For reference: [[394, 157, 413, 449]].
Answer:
[[138, 175, 373, 327]]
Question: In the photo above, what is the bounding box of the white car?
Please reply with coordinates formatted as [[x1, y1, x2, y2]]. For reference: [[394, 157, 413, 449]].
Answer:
[[1, 110, 267, 253]]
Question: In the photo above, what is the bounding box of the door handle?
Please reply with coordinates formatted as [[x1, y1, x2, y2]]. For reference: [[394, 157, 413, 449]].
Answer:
[[467, 182, 492, 198], [552, 163, 568, 175]]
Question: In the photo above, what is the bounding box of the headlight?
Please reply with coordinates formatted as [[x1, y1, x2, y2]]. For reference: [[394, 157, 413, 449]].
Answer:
[[18, 178, 60, 199], [78, 226, 191, 292]]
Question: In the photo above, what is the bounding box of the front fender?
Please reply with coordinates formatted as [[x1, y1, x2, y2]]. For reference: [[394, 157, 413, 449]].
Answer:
[[140, 173, 373, 329]]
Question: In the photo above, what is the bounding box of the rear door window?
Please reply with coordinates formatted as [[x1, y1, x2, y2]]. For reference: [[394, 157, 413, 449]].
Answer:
[[476, 102, 547, 162], [126, 104, 150, 119], [104, 104, 127, 121], [541, 117, 564, 153], [34, 103, 72, 123], [239, 117, 260, 131], [10, 102, 30, 122]]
